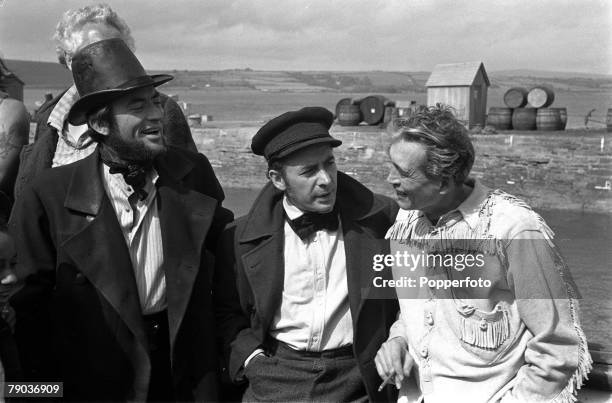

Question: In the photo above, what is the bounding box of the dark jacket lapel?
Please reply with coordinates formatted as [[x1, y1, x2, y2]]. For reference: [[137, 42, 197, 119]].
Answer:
[[238, 182, 285, 335], [155, 151, 219, 351], [336, 173, 389, 325], [60, 149, 146, 346]]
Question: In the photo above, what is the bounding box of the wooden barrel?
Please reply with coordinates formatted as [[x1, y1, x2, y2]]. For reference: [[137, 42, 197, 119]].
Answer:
[[187, 114, 201, 127], [359, 95, 387, 125], [607, 108, 612, 132], [503, 88, 528, 108], [335, 98, 353, 118], [487, 107, 513, 130], [512, 108, 537, 130], [551, 107, 567, 130], [337, 104, 362, 126], [527, 86, 555, 108], [383, 106, 395, 124], [536, 108, 561, 131]]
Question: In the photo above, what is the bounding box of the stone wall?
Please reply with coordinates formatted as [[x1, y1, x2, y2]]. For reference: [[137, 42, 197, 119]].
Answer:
[[194, 125, 612, 213]]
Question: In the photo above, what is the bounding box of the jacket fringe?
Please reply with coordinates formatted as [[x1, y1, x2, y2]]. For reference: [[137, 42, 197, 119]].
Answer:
[[551, 259, 593, 402], [459, 309, 510, 349]]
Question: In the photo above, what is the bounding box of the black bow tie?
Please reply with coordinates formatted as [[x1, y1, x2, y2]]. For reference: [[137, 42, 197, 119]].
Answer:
[[287, 209, 339, 241]]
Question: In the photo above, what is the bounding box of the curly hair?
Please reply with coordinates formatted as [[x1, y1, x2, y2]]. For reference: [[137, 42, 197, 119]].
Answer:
[[391, 104, 475, 184], [54, 3, 135, 68]]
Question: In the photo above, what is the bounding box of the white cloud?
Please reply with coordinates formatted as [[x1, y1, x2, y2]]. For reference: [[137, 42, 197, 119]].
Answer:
[[0, 0, 610, 74]]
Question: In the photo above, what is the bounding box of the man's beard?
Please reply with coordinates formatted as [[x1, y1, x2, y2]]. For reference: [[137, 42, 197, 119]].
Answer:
[[102, 120, 166, 165]]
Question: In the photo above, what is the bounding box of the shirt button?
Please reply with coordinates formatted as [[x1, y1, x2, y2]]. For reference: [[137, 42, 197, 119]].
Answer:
[[125, 208, 130, 213], [420, 346, 429, 358], [425, 312, 434, 326]]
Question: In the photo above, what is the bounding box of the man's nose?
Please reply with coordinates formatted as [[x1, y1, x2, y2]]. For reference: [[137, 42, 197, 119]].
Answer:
[[387, 168, 400, 185], [146, 102, 163, 121], [317, 168, 332, 186]]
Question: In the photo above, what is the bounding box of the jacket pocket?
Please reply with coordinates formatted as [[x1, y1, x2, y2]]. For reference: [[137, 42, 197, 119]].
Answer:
[[455, 301, 513, 363]]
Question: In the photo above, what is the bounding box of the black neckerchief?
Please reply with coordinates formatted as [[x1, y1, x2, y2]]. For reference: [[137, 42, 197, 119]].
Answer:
[[99, 145, 152, 201]]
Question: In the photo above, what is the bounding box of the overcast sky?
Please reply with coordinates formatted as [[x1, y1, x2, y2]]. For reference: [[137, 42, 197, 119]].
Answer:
[[0, 0, 610, 74]]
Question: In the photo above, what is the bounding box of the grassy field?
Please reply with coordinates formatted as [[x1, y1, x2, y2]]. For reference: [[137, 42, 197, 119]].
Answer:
[[9, 59, 610, 129]]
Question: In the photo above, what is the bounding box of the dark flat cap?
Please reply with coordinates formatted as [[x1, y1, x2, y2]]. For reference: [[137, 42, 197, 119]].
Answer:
[[252, 106, 341, 160]]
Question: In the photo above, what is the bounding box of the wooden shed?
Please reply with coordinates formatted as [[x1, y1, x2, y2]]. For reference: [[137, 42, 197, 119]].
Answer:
[[0, 57, 24, 101], [425, 61, 489, 128]]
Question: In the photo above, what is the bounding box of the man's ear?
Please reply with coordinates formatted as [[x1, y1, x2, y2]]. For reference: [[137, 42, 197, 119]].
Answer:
[[88, 115, 110, 137], [438, 178, 451, 195], [269, 169, 287, 192]]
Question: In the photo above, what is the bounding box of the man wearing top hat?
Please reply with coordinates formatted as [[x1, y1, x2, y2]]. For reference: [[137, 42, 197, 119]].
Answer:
[[214, 107, 399, 402], [9, 38, 232, 401]]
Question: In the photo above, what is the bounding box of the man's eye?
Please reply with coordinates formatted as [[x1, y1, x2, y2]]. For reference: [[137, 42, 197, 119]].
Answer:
[[129, 103, 144, 110], [396, 167, 413, 178]]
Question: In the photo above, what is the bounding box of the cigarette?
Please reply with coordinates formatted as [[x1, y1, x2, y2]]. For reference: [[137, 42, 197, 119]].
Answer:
[[377, 373, 394, 392]]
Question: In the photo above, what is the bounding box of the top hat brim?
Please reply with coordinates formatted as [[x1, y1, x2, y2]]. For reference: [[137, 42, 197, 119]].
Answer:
[[68, 74, 173, 126]]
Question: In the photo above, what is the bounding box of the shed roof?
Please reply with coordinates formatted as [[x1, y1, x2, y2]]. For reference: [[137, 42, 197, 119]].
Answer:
[[0, 57, 24, 84], [425, 61, 489, 87]]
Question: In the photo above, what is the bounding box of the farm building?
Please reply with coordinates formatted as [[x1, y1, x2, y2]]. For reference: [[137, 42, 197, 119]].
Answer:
[[425, 61, 489, 128], [0, 57, 24, 101]]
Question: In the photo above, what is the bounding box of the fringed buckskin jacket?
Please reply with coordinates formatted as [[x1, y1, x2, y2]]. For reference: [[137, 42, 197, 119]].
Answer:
[[385, 179, 591, 403]]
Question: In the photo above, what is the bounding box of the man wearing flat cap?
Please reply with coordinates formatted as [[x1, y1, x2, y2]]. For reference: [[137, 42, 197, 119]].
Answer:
[[9, 38, 232, 401], [214, 107, 399, 402]]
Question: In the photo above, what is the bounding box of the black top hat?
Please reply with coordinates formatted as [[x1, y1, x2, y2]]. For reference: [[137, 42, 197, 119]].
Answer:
[[251, 106, 341, 161], [68, 38, 173, 125]]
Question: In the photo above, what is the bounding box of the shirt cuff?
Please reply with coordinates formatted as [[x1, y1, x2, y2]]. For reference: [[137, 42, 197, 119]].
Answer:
[[388, 319, 409, 343], [244, 348, 265, 368]]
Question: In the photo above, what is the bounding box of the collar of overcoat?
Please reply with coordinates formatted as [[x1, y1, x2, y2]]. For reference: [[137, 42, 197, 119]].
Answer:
[[60, 146, 218, 359], [237, 171, 388, 331]]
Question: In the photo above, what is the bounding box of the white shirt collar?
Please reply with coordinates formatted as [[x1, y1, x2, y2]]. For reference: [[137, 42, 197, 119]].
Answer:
[[282, 195, 304, 220]]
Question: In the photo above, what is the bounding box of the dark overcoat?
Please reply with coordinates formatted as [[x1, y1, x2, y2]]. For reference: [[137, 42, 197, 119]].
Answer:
[[13, 91, 196, 204], [214, 172, 399, 402], [10, 146, 232, 401]]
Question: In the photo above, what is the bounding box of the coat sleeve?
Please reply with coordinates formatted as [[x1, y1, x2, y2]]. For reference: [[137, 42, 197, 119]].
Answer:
[[212, 223, 259, 383], [194, 152, 233, 253], [8, 183, 59, 380], [501, 230, 592, 402]]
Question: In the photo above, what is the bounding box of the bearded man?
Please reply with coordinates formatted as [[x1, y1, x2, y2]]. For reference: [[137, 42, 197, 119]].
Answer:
[[9, 38, 232, 402]]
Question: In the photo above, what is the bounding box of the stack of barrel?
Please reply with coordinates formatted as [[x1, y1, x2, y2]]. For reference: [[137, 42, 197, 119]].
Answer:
[[487, 86, 567, 131], [336, 96, 395, 126]]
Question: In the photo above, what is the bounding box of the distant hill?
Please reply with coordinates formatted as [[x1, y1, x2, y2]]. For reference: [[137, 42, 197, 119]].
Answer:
[[4, 59, 72, 88], [490, 69, 612, 79], [4, 59, 611, 94]]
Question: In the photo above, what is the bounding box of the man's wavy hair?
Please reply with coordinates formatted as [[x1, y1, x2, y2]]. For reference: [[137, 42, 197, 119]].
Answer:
[[391, 104, 474, 184], [54, 3, 135, 68]]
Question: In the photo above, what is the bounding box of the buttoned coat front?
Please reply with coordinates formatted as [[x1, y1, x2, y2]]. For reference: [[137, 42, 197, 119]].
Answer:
[[214, 172, 399, 402], [10, 146, 232, 402]]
